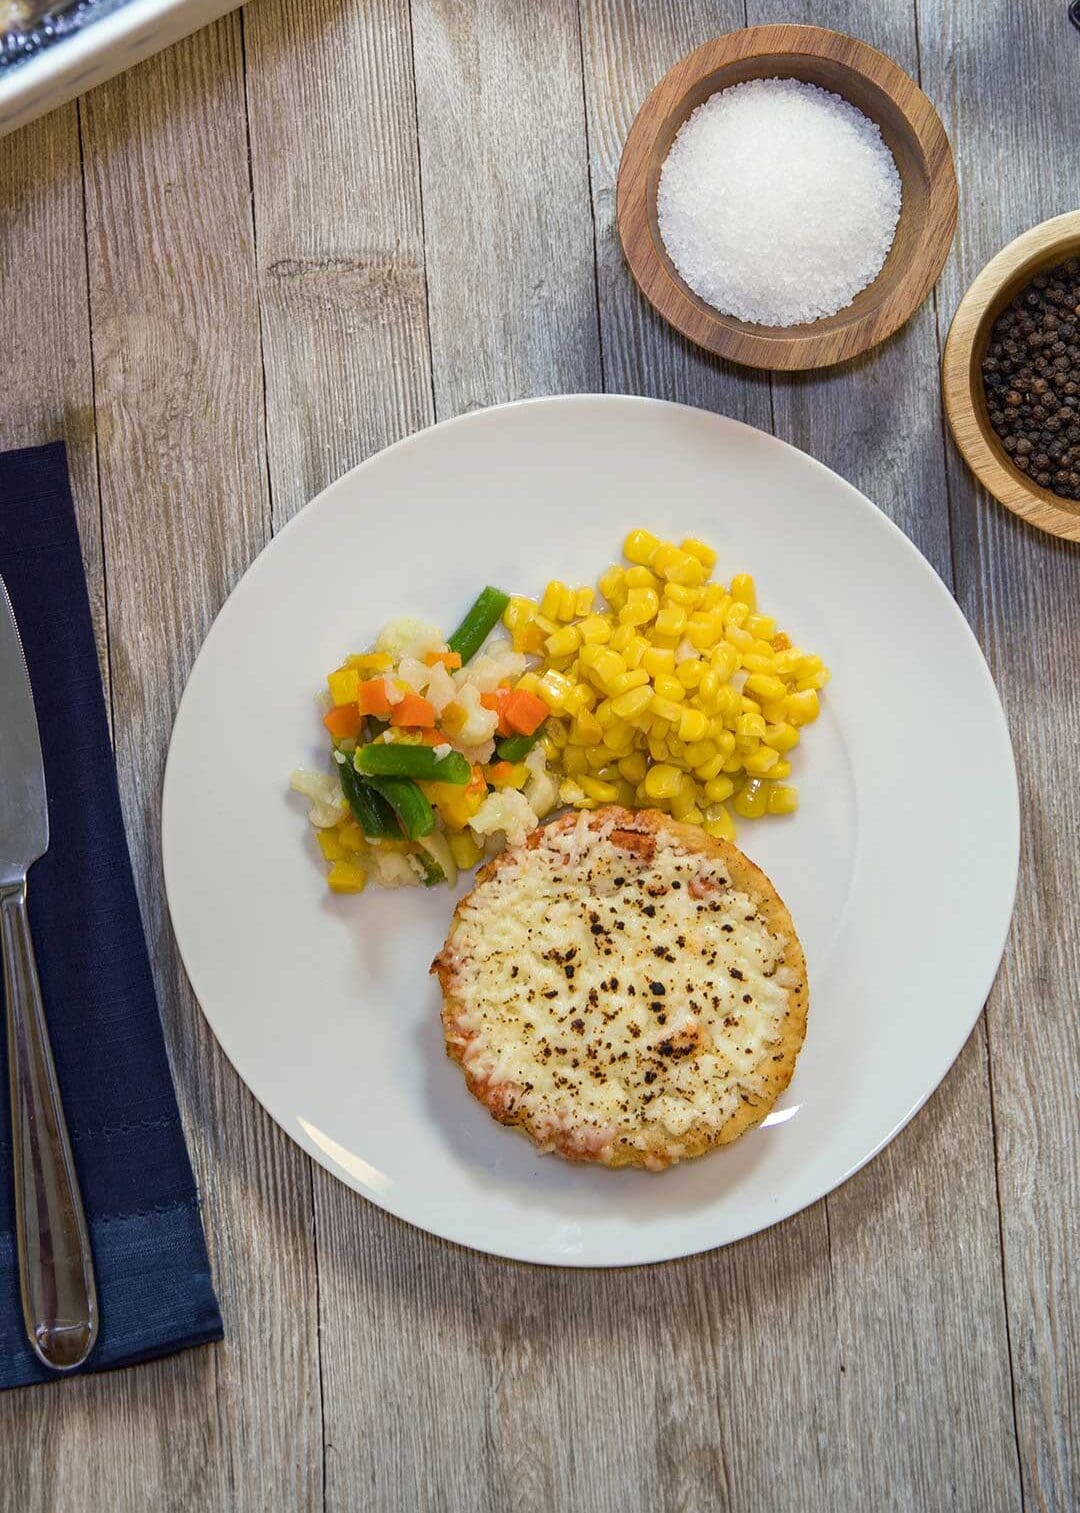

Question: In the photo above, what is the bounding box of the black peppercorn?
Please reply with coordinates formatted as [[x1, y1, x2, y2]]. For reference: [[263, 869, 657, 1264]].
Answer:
[[981, 257, 1080, 502]]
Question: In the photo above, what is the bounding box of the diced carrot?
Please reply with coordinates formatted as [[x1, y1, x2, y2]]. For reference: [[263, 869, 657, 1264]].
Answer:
[[480, 685, 513, 736], [323, 703, 362, 740], [390, 693, 437, 728], [358, 678, 392, 718], [503, 687, 548, 737], [416, 729, 443, 745], [424, 650, 462, 670], [487, 761, 514, 784]]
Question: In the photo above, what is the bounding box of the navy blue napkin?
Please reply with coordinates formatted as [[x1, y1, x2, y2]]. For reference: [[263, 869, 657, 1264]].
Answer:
[[0, 442, 222, 1388]]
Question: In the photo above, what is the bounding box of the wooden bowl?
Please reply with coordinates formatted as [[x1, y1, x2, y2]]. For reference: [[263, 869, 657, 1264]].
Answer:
[[616, 25, 958, 372], [942, 212, 1080, 542]]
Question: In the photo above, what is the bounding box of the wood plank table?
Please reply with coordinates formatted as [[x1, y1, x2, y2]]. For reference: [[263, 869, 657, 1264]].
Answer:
[[1, 2, 1076, 1507]]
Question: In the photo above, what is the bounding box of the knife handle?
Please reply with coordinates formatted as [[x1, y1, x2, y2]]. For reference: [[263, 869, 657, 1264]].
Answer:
[[1, 878, 98, 1371]]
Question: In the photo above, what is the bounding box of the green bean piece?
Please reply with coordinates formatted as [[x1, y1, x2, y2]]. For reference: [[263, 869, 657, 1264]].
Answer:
[[494, 728, 543, 763], [411, 848, 445, 887], [364, 775, 436, 839], [336, 760, 401, 839], [447, 586, 510, 664], [355, 744, 470, 784]]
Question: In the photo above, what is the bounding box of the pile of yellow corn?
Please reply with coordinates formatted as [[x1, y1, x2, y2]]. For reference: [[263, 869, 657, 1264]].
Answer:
[[503, 530, 828, 842]]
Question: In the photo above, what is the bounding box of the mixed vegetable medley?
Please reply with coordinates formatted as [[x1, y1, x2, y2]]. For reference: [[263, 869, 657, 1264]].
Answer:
[[292, 530, 829, 893]]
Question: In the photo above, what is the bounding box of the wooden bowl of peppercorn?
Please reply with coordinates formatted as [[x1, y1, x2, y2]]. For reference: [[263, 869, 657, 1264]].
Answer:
[[943, 211, 1080, 541]]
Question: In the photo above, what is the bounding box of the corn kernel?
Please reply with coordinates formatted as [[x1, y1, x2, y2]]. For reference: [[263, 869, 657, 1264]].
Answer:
[[556, 585, 578, 622], [571, 709, 604, 746], [609, 623, 635, 653], [670, 780, 699, 820], [538, 669, 574, 711], [591, 648, 624, 687], [652, 673, 686, 703], [545, 624, 581, 659], [503, 594, 537, 628], [693, 751, 727, 781], [663, 581, 701, 608], [624, 565, 658, 590], [767, 784, 799, 816], [743, 744, 780, 776], [598, 565, 627, 608], [586, 744, 612, 769], [681, 536, 718, 569], [686, 613, 723, 650], [704, 775, 735, 803], [609, 668, 649, 697], [744, 673, 786, 704], [704, 807, 735, 841], [745, 614, 777, 641], [730, 573, 756, 610], [574, 585, 596, 617], [623, 529, 660, 565], [786, 689, 820, 726], [559, 778, 593, 809], [736, 712, 767, 741], [618, 751, 648, 784], [580, 775, 619, 803], [722, 752, 744, 774], [644, 763, 683, 800], [796, 669, 831, 692], [733, 778, 768, 820], [761, 698, 787, 724], [773, 648, 803, 677], [624, 635, 650, 670], [765, 721, 800, 752], [594, 698, 616, 729], [711, 644, 740, 682], [619, 587, 660, 626], [678, 707, 709, 743], [317, 828, 347, 861], [561, 683, 593, 718], [611, 685, 654, 721], [327, 666, 360, 706], [654, 603, 687, 637], [650, 694, 684, 725], [683, 739, 717, 766], [562, 744, 588, 775], [642, 645, 676, 679], [658, 548, 706, 587], [604, 721, 636, 754], [770, 759, 792, 779], [327, 860, 367, 893], [539, 580, 565, 619], [578, 614, 612, 644]]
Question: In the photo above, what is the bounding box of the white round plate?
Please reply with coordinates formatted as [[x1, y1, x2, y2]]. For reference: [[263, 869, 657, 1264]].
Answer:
[[163, 396, 1018, 1267]]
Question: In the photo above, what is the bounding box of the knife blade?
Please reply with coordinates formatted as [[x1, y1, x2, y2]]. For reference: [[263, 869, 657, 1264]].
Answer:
[[0, 574, 48, 887], [0, 570, 97, 1371]]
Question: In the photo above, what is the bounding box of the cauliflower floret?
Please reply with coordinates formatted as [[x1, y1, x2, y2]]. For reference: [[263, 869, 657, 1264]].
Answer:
[[290, 768, 347, 828], [425, 662, 458, 715], [456, 640, 526, 693], [469, 789, 539, 848], [452, 683, 499, 747], [375, 617, 446, 662], [523, 746, 558, 819], [369, 848, 421, 888], [397, 656, 432, 694]]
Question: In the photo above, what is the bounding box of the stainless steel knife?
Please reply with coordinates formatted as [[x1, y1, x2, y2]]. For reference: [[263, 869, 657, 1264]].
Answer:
[[0, 572, 97, 1371]]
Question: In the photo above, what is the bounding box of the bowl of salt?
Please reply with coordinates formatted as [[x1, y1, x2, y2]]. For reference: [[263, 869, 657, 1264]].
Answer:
[[616, 24, 957, 371]]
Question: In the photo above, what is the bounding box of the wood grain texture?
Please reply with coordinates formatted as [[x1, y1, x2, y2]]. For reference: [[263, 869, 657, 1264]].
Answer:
[[748, 5, 1022, 1508], [412, 0, 601, 414], [919, 2, 1080, 1508], [243, 0, 433, 527], [942, 210, 1080, 541], [615, 24, 957, 371], [0, 23, 322, 1511]]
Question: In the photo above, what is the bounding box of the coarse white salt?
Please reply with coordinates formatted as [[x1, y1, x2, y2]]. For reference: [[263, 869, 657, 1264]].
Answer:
[[657, 77, 902, 327]]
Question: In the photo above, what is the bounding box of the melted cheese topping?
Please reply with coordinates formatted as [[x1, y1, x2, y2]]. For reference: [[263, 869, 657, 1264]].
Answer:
[[441, 815, 798, 1167]]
